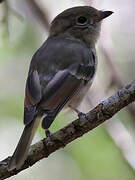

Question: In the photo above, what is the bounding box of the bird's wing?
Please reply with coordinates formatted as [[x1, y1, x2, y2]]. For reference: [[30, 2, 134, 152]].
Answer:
[[24, 70, 41, 125], [40, 69, 81, 110], [41, 69, 83, 129]]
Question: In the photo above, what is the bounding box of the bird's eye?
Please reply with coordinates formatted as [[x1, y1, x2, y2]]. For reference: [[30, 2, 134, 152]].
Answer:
[[76, 16, 88, 25]]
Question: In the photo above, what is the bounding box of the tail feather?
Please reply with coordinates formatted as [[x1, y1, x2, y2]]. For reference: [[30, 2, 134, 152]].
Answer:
[[8, 117, 40, 171]]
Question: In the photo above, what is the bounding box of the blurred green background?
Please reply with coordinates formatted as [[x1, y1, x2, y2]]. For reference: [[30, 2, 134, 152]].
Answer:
[[1, 0, 135, 179]]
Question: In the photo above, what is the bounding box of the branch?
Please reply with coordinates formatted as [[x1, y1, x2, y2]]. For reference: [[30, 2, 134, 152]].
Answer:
[[87, 79, 135, 171], [106, 119, 135, 170], [26, 0, 50, 31], [0, 80, 135, 179], [100, 42, 135, 121], [0, 0, 5, 3]]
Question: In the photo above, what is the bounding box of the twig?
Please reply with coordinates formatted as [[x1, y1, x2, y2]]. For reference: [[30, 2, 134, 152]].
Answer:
[[0, 0, 5, 3], [100, 44, 123, 89], [0, 80, 135, 179], [8, 6, 24, 22], [99, 26, 135, 117], [26, 0, 50, 31], [106, 119, 135, 171], [0, 1, 9, 41], [100, 42, 135, 121], [87, 78, 135, 171]]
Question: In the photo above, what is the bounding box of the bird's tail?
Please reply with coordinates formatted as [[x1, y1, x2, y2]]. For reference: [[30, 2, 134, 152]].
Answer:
[[8, 116, 40, 171]]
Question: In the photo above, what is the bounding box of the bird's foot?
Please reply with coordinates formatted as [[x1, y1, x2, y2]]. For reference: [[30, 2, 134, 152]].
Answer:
[[45, 129, 52, 137], [69, 105, 86, 119]]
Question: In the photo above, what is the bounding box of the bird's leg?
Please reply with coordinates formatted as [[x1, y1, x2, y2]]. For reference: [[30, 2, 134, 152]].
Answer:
[[45, 129, 52, 137], [42, 114, 53, 137], [68, 105, 86, 119]]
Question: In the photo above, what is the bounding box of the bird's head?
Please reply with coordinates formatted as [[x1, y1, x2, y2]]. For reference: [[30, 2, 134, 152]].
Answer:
[[50, 6, 113, 47]]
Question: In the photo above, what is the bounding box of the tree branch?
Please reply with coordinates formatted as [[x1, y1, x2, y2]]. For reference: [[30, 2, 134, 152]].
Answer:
[[100, 41, 135, 122], [26, 0, 50, 31], [0, 80, 135, 179]]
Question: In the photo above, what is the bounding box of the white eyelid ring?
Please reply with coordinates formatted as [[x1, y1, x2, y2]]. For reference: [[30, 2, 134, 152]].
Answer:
[[76, 16, 88, 26]]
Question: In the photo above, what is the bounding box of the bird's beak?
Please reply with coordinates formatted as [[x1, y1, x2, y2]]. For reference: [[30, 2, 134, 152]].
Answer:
[[100, 11, 113, 20]]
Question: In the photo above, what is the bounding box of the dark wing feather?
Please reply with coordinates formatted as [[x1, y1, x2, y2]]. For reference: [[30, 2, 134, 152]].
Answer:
[[24, 70, 41, 125], [40, 70, 81, 109]]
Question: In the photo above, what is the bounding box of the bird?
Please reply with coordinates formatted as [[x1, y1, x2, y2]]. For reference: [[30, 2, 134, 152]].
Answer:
[[8, 6, 113, 171]]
